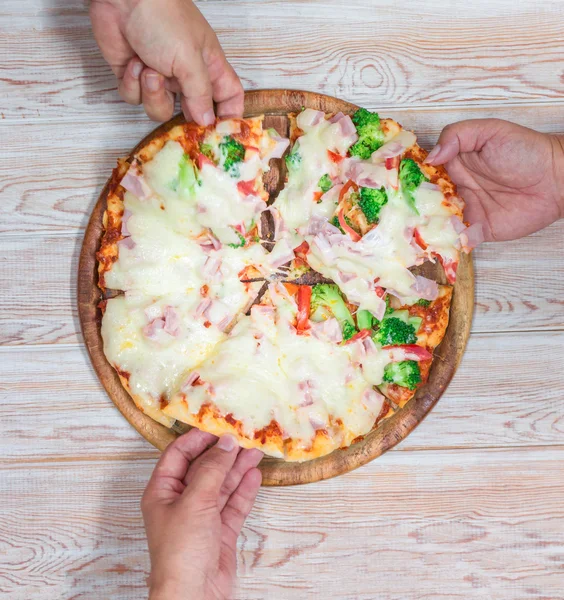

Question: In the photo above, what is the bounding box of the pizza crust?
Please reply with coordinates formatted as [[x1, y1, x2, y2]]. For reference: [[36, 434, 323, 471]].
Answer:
[[163, 397, 286, 458]]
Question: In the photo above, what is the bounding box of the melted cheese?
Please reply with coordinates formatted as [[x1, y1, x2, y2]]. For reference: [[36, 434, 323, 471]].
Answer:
[[102, 294, 226, 425], [143, 140, 188, 202], [142, 139, 267, 245], [305, 190, 421, 312], [197, 162, 262, 244], [168, 312, 387, 451], [104, 205, 207, 296], [414, 187, 459, 261], [301, 178, 460, 312], [273, 116, 355, 231], [101, 115, 461, 459]]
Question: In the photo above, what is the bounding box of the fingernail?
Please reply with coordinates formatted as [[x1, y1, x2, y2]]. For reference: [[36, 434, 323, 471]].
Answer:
[[145, 73, 161, 92], [131, 60, 143, 79], [217, 435, 236, 452], [424, 144, 441, 164], [202, 109, 215, 126]]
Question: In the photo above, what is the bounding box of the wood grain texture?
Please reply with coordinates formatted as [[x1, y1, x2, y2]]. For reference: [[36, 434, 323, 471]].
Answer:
[[2, 0, 564, 121], [2, 331, 563, 463], [78, 90, 474, 485], [1, 450, 563, 600], [2, 0, 564, 595]]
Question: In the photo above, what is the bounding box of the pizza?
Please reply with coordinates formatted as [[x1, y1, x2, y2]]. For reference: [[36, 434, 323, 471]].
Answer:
[[97, 107, 482, 461]]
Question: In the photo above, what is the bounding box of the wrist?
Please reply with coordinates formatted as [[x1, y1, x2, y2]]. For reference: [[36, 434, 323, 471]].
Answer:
[[549, 133, 564, 218]]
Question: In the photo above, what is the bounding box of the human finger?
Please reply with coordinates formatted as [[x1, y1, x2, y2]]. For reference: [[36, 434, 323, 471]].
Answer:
[[183, 435, 240, 503], [175, 52, 215, 126], [143, 428, 217, 507], [207, 53, 244, 119], [221, 467, 262, 546], [216, 448, 263, 511], [118, 57, 144, 105], [141, 68, 175, 122], [424, 119, 506, 165]]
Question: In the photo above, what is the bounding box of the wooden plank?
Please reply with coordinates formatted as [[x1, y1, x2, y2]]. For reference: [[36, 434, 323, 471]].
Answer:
[[0, 345, 157, 461], [0, 120, 155, 235], [0, 235, 80, 346], [1, 331, 563, 462], [1, 449, 563, 599], [1, 221, 562, 347], [472, 220, 564, 333], [1, 1, 564, 120]]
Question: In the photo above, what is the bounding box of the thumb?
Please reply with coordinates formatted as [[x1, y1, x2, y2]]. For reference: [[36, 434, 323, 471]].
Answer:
[[425, 118, 506, 165], [185, 435, 240, 503]]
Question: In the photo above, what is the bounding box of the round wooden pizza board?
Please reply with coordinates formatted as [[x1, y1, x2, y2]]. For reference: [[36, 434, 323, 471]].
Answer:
[[78, 89, 474, 486]]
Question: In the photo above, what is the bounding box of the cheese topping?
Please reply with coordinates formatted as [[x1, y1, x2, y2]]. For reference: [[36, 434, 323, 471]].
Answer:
[[101, 293, 226, 426], [272, 110, 358, 231], [271, 113, 463, 312], [101, 113, 466, 460], [167, 305, 387, 450]]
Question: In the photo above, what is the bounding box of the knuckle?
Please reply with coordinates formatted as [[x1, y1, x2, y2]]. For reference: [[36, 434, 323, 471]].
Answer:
[[441, 123, 454, 137], [140, 491, 152, 514], [144, 102, 172, 123], [197, 454, 226, 474]]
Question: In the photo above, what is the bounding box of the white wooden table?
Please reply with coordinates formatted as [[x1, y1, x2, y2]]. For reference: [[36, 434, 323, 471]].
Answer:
[[2, 1, 564, 598]]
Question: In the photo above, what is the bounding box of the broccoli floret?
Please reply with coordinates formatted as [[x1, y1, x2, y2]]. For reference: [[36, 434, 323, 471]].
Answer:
[[389, 309, 423, 332], [318, 174, 333, 193], [200, 143, 215, 162], [285, 145, 302, 171], [342, 321, 358, 341], [329, 215, 344, 233], [416, 299, 431, 307], [399, 158, 428, 213], [373, 317, 417, 346], [383, 360, 421, 390], [228, 231, 246, 248], [329, 214, 356, 235], [311, 284, 357, 339], [356, 309, 374, 331], [178, 154, 196, 198], [358, 186, 388, 224], [384, 297, 395, 317], [219, 136, 245, 174], [352, 108, 381, 129], [349, 108, 385, 159]]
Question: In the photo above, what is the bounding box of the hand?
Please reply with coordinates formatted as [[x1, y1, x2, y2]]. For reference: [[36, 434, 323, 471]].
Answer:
[[141, 429, 263, 600], [90, 0, 244, 124], [425, 119, 564, 241]]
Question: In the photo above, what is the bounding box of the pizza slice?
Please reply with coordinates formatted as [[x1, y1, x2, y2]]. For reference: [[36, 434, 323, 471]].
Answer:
[[100, 276, 265, 427], [377, 285, 453, 409], [98, 117, 289, 290], [270, 108, 481, 295], [163, 281, 393, 461], [97, 117, 290, 426]]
